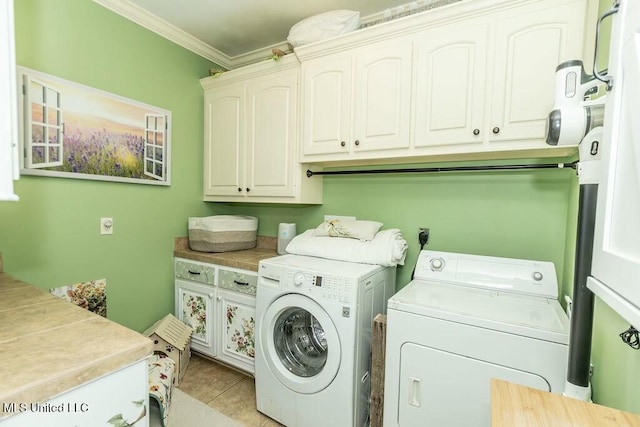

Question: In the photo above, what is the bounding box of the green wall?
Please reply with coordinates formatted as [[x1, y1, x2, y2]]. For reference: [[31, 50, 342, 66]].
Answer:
[[219, 164, 576, 291], [0, 0, 222, 332], [1, 0, 637, 417]]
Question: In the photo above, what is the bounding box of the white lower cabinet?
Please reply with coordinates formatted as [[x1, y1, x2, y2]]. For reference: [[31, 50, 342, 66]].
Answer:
[[174, 258, 256, 374], [1, 359, 149, 427], [216, 288, 256, 374], [176, 278, 216, 356]]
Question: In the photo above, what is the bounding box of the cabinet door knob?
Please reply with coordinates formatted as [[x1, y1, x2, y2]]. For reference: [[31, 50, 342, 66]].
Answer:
[[354, 140, 360, 146], [216, 296, 221, 301], [492, 127, 500, 134], [237, 187, 242, 192], [209, 293, 214, 299], [473, 129, 480, 136], [246, 187, 251, 192], [340, 141, 346, 147]]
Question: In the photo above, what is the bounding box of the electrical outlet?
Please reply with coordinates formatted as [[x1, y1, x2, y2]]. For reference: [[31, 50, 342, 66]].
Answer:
[[100, 217, 114, 235], [418, 228, 430, 246]]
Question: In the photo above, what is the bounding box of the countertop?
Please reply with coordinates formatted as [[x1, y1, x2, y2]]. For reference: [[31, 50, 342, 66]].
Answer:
[[0, 272, 153, 415], [173, 236, 279, 272], [491, 379, 640, 426]]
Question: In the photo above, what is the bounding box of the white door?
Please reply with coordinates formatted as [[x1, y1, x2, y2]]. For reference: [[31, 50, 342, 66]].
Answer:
[[353, 38, 413, 152], [414, 22, 489, 147], [396, 343, 550, 427], [589, 0, 640, 327], [204, 83, 244, 197], [245, 70, 297, 198], [301, 55, 352, 156], [490, 0, 587, 143], [216, 288, 256, 373], [259, 293, 341, 394], [176, 279, 215, 355]]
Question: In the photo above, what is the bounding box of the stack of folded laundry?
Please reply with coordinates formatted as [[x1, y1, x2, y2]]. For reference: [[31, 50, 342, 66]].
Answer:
[[285, 219, 408, 267]]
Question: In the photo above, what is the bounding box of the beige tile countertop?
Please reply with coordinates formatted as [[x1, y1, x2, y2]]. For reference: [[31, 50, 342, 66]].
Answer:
[[0, 272, 153, 415], [173, 236, 279, 271]]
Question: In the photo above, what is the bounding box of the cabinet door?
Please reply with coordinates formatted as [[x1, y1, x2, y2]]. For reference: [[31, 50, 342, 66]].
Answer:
[[301, 55, 352, 156], [204, 83, 244, 197], [245, 70, 298, 198], [589, 0, 640, 326], [489, 0, 587, 143], [353, 39, 413, 152], [414, 22, 489, 147], [176, 279, 215, 356], [216, 288, 256, 373]]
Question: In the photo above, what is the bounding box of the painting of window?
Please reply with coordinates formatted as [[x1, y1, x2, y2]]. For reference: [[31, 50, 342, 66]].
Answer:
[[18, 67, 171, 185]]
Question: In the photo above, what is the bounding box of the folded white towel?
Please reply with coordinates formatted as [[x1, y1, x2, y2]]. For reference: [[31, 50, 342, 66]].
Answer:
[[286, 228, 408, 267]]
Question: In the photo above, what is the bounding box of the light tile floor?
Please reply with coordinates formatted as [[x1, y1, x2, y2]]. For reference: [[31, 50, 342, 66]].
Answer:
[[177, 353, 282, 427]]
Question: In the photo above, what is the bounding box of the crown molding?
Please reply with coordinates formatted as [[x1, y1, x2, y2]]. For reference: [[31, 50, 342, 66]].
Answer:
[[92, 0, 235, 68], [92, 0, 465, 69]]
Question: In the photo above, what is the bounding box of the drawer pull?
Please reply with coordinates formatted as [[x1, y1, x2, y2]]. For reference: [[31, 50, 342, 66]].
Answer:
[[234, 279, 250, 286], [188, 270, 201, 275]]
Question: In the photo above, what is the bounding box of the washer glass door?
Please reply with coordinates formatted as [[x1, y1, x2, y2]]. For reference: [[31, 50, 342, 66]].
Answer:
[[260, 293, 341, 394]]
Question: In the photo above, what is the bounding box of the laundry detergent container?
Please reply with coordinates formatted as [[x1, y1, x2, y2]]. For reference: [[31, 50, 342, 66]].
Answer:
[[188, 215, 258, 253]]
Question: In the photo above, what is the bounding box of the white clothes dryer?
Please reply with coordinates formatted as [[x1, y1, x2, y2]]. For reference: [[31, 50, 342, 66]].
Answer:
[[383, 250, 570, 427], [255, 255, 396, 427]]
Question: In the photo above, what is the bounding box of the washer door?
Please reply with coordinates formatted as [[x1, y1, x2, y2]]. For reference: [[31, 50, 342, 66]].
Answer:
[[260, 293, 341, 394]]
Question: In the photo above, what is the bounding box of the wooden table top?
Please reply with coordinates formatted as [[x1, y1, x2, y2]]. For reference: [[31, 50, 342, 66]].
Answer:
[[491, 379, 640, 426]]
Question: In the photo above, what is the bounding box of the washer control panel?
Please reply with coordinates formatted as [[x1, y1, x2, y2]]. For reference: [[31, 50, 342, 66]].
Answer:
[[284, 269, 356, 304], [413, 250, 559, 299]]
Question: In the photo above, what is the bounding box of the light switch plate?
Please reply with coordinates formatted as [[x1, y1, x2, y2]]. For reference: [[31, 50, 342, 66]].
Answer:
[[100, 217, 113, 235]]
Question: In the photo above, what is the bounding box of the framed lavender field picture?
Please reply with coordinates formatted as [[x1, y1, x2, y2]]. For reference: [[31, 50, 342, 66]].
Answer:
[[17, 67, 171, 185]]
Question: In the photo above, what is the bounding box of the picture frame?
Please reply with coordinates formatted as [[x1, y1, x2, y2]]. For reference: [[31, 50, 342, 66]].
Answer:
[[17, 66, 172, 186]]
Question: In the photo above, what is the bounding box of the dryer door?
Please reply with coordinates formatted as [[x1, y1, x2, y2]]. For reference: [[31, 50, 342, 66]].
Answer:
[[260, 293, 341, 394]]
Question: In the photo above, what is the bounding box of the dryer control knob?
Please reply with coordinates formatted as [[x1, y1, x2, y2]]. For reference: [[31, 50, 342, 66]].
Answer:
[[293, 272, 305, 287], [430, 258, 445, 271], [532, 271, 543, 281]]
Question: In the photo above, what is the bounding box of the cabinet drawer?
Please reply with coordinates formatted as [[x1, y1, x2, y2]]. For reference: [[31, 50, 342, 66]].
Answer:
[[175, 259, 215, 285], [218, 267, 257, 295]]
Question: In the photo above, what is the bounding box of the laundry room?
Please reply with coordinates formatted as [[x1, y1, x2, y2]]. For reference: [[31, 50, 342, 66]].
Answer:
[[1, 0, 639, 426]]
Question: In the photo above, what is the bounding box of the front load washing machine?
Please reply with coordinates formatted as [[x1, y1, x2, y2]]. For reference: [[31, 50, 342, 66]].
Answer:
[[255, 255, 396, 427], [383, 250, 570, 427]]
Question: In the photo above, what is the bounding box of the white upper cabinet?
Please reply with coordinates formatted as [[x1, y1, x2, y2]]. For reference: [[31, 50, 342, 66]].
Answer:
[[0, 0, 19, 201], [354, 40, 413, 153], [302, 37, 413, 157], [488, 0, 588, 145], [201, 56, 322, 204], [295, 0, 594, 165], [414, 22, 489, 148], [204, 83, 243, 198], [301, 55, 351, 156], [416, 0, 588, 151]]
